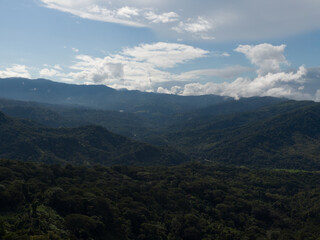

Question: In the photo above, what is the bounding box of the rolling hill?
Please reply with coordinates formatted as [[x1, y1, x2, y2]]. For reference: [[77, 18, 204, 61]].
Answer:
[[0, 111, 187, 166], [0, 95, 288, 140], [1, 78, 320, 170], [157, 101, 320, 170]]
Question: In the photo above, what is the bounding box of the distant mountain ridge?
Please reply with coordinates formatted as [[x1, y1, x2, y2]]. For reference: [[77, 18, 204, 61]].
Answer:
[[0, 78, 228, 114], [2, 77, 320, 170]]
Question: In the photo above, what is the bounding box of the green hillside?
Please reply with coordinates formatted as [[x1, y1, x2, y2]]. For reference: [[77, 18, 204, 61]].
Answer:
[[158, 101, 320, 170], [0, 111, 186, 166]]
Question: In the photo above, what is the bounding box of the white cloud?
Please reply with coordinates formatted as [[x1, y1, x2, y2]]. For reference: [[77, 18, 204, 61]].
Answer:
[[173, 17, 213, 33], [39, 68, 61, 77], [122, 42, 208, 68], [39, 64, 67, 78], [117, 6, 139, 18], [157, 86, 181, 94], [64, 42, 208, 91], [235, 43, 288, 76], [144, 11, 179, 23], [180, 66, 308, 100], [151, 42, 318, 100], [0, 65, 31, 78], [69, 55, 125, 84], [172, 17, 215, 40]]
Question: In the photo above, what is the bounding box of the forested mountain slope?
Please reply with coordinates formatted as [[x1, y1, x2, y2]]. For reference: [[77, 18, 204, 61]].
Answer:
[[157, 102, 320, 170], [0, 111, 186, 166], [0, 98, 150, 139], [0, 96, 288, 140]]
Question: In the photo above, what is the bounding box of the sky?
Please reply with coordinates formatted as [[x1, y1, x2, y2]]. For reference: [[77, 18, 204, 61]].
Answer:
[[0, 0, 320, 100]]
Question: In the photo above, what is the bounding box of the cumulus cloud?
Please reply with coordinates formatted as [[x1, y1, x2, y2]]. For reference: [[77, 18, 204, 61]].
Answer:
[[172, 17, 215, 40], [0, 65, 31, 78], [152, 43, 318, 101], [144, 11, 179, 23], [117, 6, 139, 18], [39, 64, 67, 78], [64, 42, 209, 91], [173, 17, 213, 33], [39, 0, 320, 41], [235, 44, 288, 76], [180, 66, 308, 100], [69, 55, 124, 84], [122, 42, 208, 68], [157, 86, 182, 94], [39, 68, 61, 77]]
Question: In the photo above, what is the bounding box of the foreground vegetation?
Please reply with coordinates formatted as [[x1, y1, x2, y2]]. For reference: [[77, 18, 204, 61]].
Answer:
[[1, 160, 320, 239]]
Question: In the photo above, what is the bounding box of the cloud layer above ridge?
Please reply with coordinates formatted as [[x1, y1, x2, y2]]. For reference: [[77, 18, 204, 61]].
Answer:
[[2, 41, 318, 101]]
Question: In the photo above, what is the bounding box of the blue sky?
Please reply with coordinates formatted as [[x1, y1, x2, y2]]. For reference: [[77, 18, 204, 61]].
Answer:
[[1, 0, 320, 100]]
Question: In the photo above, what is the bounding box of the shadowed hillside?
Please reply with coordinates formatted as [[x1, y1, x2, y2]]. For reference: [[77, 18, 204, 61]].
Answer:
[[0, 111, 187, 166]]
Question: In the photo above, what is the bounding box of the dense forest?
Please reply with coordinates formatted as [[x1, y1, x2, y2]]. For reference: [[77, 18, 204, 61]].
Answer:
[[0, 160, 320, 240]]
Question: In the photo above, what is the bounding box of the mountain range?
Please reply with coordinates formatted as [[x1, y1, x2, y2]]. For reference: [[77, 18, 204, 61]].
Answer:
[[2, 77, 320, 239]]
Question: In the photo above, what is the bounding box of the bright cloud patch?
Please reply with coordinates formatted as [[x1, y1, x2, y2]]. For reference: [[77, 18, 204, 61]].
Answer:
[[235, 44, 288, 76], [180, 66, 308, 100], [172, 17, 215, 40], [0, 65, 31, 79], [173, 17, 213, 33], [116, 6, 139, 18], [39, 68, 61, 77], [122, 42, 208, 68], [144, 11, 179, 23], [64, 42, 209, 91]]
